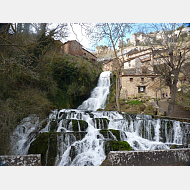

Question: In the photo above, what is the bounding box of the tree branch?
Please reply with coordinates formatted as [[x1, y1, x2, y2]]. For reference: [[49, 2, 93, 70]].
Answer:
[[0, 35, 38, 62]]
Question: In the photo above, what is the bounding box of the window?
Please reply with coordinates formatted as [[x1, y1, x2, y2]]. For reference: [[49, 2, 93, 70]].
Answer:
[[138, 86, 146, 93], [151, 77, 155, 81], [130, 78, 133, 82], [141, 78, 144, 81], [84, 53, 86, 56]]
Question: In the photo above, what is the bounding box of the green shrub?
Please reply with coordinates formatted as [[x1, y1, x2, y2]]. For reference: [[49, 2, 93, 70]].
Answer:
[[126, 100, 143, 105]]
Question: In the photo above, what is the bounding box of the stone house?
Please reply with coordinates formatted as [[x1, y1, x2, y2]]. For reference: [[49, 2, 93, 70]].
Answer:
[[102, 47, 162, 99], [130, 26, 190, 47], [130, 33, 147, 46], [102, 45, 189, 100], [62, 40, 97, 63], [102, 58, 118, 72], [120, 72, 161, 100]]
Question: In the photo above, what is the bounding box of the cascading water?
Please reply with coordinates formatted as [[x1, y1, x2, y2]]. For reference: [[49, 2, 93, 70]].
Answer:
[[77, 71, 111, 111], [10, 71, 190, 166]]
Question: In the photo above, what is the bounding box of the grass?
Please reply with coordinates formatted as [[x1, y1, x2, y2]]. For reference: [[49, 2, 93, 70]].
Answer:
[[126, 100, 143, 105]]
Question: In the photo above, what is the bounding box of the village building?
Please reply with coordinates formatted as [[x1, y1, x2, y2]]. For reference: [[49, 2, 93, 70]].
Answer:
[[102, 26, 190, 100], [62, 40, 97, 63], [120, 50, 161, 99], [102, 47, 165, 99], [102, 58, 118, 72], [120, 68, 161, 99]]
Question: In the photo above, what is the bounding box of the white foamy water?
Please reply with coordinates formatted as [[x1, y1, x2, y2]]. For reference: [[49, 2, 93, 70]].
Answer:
[[77, 71, 111, 111], [10, 71, 190, 166]]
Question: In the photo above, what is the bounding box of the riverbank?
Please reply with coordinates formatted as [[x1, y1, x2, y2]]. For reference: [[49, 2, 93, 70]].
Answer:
[[158, 99, 190, 119]]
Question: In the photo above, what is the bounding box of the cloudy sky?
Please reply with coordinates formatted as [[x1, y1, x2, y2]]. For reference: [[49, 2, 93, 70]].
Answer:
[[64, 23, 132, 52], [65, 24, 92, 51]]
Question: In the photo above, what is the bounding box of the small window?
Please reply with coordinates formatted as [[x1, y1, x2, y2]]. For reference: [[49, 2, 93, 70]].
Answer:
[[151, 77, 155, 81], [129, 64, 131, 67], [141, 78, 144, 81], [138, 86, 145, 93], [130, 78, 133, 82], [84, 53, 86, 56]]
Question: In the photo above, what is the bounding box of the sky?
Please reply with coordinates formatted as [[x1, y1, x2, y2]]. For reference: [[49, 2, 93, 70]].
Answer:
[[64, 23, 132, 52], [65, 24, 93, 51], [64, 23, 189, 53]]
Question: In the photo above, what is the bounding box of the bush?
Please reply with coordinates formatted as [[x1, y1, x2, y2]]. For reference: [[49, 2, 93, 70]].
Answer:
[[0, 31, 102, 154], [139, 104, 146, 111]]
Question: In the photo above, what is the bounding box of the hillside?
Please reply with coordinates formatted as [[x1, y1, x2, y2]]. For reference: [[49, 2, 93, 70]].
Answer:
[[0, 31, 102, 154]]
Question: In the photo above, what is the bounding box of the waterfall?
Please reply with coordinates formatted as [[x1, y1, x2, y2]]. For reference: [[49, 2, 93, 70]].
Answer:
[[10, 71, 190, 166], [77, 71, 111, 111]]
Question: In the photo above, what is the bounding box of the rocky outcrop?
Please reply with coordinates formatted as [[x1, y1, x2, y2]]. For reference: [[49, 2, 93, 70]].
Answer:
[[0, 155, 41, 166], [28, 132, 87, 166], [28, 129, 132, 166], [101, 148, 190, 166]]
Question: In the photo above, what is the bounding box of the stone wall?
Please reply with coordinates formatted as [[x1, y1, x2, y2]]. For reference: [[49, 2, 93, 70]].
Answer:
[[101, 148, 190, 166], [0, 154, 41, 166], [82, 48, 97, 63], [120, 75, 161, 99], [63, 40, 83, 56], [62, 40, 97, 63], [102, 59, 117, 72]]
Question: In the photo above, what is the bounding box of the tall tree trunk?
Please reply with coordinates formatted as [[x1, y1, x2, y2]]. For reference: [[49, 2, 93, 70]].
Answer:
[[23, 23, 30, 34], [40, 23, 47, 35], [116, 73, 121, 112], [17, 23, 23, 33], [168, 83, 177, 116]]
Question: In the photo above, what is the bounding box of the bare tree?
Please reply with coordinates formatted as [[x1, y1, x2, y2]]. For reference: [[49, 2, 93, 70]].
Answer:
[[88, 23, 132, 112], [142, 23, 190, 116]]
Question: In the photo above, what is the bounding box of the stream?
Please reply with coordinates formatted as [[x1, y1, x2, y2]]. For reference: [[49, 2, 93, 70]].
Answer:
[[10, 71, 190, 166]]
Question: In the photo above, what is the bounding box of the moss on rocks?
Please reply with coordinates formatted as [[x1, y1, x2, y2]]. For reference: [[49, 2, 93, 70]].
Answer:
[[109, 129, 120, 141], [104, 140, 132, 155], [66, 131, 87, 141], [170, 144, 177, 149], [93, 118, 110, 129], [41, 120, 48, 130], [99, 129, 121, 140], [28, 131, 88, 165], [50, 120, 57, 132], [72, 119, 88, 131], [28, 132, 54, 166]]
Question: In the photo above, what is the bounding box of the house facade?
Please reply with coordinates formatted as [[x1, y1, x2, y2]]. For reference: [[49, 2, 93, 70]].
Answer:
[[102, 58, 117, 72], [102, 47, 162, 99], [62, 40, 97, 63], [120, 73, 161, 99]]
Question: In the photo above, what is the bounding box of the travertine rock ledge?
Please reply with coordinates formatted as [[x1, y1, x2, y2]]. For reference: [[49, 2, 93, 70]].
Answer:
[[0, 154, 41, 166], [101, 149, 190, 166]]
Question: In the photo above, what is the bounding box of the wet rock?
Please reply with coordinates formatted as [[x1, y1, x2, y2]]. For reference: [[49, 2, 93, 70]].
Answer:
[[101, 148, 190, 166], [0, 155, 41, 166], [104, 140, 132, 156], [50, 120, 57, 132], [28, 131, 87, 166], [99, 129, 122, 141], [69, 146, 77, 161], [93, 118, 110, 129]]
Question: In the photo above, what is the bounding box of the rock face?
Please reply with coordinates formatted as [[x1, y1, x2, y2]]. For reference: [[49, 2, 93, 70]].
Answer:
[[28, 132, 87, 166], [28, 129, 131, 166], [101, 148, 190, 166], [0, 155, 41, 166], [12, 108, 190, 166]]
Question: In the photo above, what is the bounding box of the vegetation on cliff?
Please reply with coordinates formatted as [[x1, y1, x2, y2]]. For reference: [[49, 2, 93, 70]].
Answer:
[[0, 24, 102, 154]]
